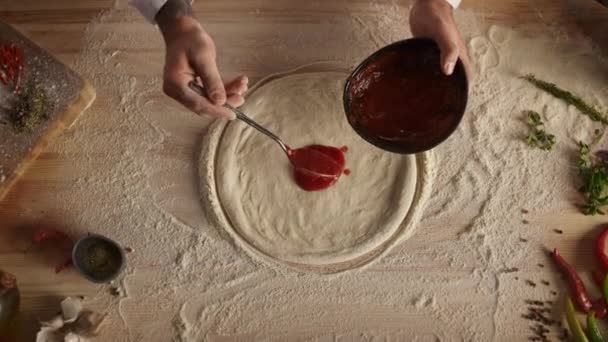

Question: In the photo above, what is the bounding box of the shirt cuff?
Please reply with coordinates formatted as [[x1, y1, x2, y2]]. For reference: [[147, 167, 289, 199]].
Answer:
[[130, 0, 169, 24], [444, 0, 461, 8]]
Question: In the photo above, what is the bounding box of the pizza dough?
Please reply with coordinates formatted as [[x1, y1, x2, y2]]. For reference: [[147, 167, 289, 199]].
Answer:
[[200, 71, 432, 269]]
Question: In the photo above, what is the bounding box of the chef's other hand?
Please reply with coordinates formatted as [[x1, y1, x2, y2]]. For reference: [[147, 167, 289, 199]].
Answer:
[[156, 0, 248, 120], [409, 0, 473, 80]]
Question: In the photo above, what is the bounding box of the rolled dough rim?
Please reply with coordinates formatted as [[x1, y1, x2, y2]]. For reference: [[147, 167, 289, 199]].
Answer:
[[198, 69, 434, 274]]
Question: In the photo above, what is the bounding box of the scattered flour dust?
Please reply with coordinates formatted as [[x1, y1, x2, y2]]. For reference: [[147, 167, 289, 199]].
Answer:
[[37, 2, 608, 342]]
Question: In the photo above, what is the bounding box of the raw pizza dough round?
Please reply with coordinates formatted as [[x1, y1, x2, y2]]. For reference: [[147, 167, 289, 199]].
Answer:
[[201, 71, 431, 268]]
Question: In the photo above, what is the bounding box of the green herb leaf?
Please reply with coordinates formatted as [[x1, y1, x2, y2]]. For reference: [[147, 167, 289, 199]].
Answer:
[[523, 111, 556, 151], [523, 74, 608, 125], [578, 141, 608, 215], [523, 76, 608, 216], [527, 110, 542, 126]]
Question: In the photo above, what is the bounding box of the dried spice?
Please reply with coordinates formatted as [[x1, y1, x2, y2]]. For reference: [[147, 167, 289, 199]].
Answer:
[[522, 299, 559, 341], [79, 241, 122, 280], [9, 83, 51, 133]]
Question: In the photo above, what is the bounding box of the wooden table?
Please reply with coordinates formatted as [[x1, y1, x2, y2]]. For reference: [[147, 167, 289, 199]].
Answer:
[[1, 0, 608, 340]]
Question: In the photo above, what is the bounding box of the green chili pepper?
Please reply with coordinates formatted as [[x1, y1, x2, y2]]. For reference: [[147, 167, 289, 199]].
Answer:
[[587, 312, 605, 342], [567, 297, 590, 342]]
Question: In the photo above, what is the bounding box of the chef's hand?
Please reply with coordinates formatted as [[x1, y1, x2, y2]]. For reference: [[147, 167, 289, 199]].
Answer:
[[156, 0, 247, 120], [409, 0, 473, 80]]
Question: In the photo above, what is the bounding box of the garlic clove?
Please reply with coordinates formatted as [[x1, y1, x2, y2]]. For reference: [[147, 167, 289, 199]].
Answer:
[[61, 297, 83, 323], [64, 332, 87, 342]]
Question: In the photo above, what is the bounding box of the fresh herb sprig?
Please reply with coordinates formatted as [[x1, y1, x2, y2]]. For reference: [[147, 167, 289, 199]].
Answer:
[[578, 141, 608, 215], [524, 111, 556, 151], [522, 75, 608, 215], [523, 74, 608, 125]]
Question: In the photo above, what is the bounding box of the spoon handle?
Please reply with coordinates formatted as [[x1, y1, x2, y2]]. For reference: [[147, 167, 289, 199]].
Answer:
[[223, 104, 291, 153], [187, 81, 291, 154]]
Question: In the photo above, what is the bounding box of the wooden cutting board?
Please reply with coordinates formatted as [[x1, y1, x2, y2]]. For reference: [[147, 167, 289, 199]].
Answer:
[[0, 20, 95, 201]]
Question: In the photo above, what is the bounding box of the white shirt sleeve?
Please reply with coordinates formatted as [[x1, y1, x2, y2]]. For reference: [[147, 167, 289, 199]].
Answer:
[[444, 0, 461, 8], [130, 0, 169, 24]]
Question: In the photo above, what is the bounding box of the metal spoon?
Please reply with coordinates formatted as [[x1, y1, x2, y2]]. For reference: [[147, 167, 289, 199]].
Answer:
[[188, 81, 291, 156]]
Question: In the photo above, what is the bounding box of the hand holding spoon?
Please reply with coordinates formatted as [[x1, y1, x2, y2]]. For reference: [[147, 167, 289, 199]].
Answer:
[[189, 81, 291, 155]]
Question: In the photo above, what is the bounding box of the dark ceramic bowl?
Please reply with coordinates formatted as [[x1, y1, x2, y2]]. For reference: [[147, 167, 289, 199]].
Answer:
[[72, 234, 126, 283], [343, 38, 468, 154]]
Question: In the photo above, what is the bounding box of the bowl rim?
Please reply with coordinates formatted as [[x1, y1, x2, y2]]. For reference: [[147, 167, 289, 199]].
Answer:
[[71, 233, 126, 284], [342, 37, 469, 154]]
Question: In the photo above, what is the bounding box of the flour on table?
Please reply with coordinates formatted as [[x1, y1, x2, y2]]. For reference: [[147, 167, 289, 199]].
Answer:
[[36, 4, 608, 341]]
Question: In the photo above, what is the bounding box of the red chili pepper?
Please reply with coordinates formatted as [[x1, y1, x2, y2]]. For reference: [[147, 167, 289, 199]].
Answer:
[[54, 257, 73, 274], [551, 248, 593, 312], [32, 228, 74, 273], [0, 43, 24, 94], [32, 228, 70, 244], [597, 226, 608, 270]]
